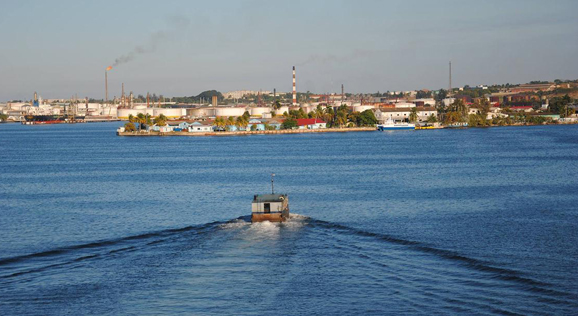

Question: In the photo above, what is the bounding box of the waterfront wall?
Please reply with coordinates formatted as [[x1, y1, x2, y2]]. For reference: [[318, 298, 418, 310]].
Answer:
[[118, 127, 376, 137]]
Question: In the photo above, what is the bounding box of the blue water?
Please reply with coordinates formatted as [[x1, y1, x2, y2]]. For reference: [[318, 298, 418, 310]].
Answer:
[[1, 122, 577, 315]]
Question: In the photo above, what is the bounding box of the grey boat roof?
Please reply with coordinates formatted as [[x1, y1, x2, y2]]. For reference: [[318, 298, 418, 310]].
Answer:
[[253, 194, 287, 202]]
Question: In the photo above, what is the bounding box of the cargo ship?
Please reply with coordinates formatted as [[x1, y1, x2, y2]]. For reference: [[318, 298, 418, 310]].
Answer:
[[22, 115, 85, 125]]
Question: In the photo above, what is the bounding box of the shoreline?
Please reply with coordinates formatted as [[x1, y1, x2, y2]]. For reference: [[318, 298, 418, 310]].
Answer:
[[116, 122, 578, 137], [117, 127, 377, 136]]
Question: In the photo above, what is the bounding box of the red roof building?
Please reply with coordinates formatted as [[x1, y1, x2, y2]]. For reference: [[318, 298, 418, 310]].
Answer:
[[296, 118, 326, 126]]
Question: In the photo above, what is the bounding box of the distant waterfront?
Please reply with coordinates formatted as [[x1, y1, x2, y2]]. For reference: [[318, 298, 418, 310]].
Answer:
[[116, 120, 578, 137]]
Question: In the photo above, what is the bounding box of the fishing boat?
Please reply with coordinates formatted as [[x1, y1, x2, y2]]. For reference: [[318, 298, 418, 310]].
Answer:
[[251, 174, 290, 223], [377, 117, 415, 131]]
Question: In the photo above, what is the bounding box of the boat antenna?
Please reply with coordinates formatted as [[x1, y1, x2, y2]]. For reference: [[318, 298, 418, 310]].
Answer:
[[271, 173, 275, 194]]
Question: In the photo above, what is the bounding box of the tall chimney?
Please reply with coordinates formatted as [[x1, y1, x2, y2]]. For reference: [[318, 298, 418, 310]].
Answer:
[[105, 71, 108, 103], [449, 61, 452, 96], [292, 66, 297, 106], [146, 92, 150, 108], [121, 83, 125, 107]]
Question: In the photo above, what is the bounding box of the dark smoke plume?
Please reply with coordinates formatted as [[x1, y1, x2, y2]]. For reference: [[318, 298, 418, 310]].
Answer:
[[112, 16, 190, 67]]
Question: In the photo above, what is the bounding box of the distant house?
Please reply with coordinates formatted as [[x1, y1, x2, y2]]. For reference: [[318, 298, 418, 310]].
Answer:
[[151, 125, 173, 132], [265, 119, 282, 130], [468, 106, 508, 120], [188, 121, 212, 132], [296, 118, 327, 129], [248, 119, 266, 131]]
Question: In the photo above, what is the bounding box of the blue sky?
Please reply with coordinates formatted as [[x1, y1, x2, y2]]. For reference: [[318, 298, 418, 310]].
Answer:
[[1, 0, 577, 101]]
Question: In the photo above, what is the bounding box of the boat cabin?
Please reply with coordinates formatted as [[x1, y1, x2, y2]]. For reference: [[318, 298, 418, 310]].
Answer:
[[251, 194, 289, 222]]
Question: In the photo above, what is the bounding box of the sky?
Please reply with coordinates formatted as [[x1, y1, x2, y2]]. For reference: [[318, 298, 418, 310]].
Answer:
[[1, 0, 577, 101]]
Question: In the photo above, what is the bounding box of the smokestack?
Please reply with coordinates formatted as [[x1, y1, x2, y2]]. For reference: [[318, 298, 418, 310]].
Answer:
[[121, 83, 125, 107], [449, 61, 452, 96], [212, 95, 218, 107], [146, 92, 150, 108], [105, 71, 108, 103], [292, 66, 296, 106]]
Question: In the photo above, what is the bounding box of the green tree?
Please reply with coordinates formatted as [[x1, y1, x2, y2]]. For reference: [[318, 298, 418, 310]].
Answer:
[[136, 113, 147, 130], [435, 89, 448, 102], [0, 113, 8, 122], [235, 116, 245, 130], [273, 100, 282, 110], [154, 114, 168, 126], [124, 122, 136, 132], [357, 110, 378, 126], [548, 94, 571, 114], [226, 116, 236, 131], [281, 118, 298, 129], [347, 111, 360, 126], [214, 117, 226, 130], [444, 99, 468, 124]]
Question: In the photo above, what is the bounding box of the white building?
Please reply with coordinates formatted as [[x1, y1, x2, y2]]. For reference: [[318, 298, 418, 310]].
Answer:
[[375, 107, 436, 123]]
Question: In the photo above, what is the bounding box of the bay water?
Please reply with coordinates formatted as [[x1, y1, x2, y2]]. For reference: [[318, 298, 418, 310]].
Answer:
[[1, 123, 577, 315]]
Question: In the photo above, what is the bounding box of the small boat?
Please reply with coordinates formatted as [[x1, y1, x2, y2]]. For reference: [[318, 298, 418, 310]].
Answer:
[[377, 118, 415, 131], [251, 174, 290, 222]]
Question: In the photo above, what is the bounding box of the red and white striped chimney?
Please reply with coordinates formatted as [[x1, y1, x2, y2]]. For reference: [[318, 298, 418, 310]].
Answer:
[[292, 66, 297, 106]]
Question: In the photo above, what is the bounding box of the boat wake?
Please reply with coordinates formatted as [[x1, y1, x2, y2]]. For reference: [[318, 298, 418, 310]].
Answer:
[[1, 215, 576, 314]]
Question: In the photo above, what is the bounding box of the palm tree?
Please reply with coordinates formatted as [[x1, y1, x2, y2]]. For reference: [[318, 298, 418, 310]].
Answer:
[[226, 116, 235, 131], [409, 107, 418, 123], [154, 114, 167, 126], [214, 117, 226, 131], [241, 116, 249, 130], [273, 100, 281, 110], [128, 114, 135, 123], [235, 116, 246, 130], [136, 113, 146, 130]]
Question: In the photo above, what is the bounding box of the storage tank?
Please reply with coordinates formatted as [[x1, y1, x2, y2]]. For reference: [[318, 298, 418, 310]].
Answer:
[[152, 108, 184, 118], [117, 108, 149, 119], [214, 107, 245, 117], [249, 107, 272, 117], [274, 106, 290, 116]]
